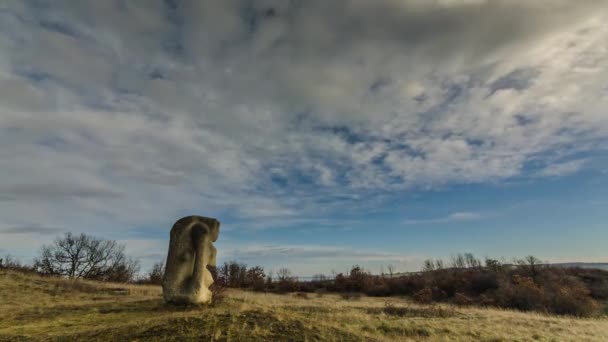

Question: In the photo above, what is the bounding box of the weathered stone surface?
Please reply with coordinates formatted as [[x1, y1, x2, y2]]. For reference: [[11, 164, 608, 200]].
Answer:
[[162, 215, 220, 304]]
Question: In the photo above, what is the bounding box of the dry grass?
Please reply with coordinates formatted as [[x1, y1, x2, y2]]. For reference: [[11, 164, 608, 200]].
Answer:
[[1, 269, 607, 341]]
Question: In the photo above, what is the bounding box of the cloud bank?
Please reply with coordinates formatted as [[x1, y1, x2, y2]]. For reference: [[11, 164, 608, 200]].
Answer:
[[1, 1, 607, 268]]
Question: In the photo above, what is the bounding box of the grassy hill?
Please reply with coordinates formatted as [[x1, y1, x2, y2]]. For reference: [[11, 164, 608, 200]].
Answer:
[[1, 269, 607, 341]]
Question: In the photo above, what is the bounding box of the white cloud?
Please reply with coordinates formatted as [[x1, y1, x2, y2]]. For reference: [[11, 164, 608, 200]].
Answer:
[[0, 1, 607, 265], [403, 212, 484, 225], [538, 159, 588, 177]]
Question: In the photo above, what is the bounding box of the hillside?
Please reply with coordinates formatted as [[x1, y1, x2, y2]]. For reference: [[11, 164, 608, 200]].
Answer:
[[1, 270, 607, 341], [551, 263, 608, 272]]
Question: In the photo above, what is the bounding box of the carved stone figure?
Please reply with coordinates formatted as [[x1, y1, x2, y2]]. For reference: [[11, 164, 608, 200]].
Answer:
[[162, 215, 220, 304]]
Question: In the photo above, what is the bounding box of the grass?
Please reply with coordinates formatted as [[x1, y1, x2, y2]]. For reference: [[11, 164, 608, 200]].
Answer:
[[1, 270, 607, 341]]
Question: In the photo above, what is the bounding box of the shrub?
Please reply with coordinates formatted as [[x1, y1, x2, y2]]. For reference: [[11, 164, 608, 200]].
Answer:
[[277, 279, 300, 293], [209, 279, 227, 306], [453, 292, 474, 306], [544, 279, 599, 317], [589, 281, 608, 300], [144, 262, 164, 285], [413, 287, 433, 304], [367, 283, 391, 297], [470, 271, 500, 294], [495, 275, 545, 312], [204, 254, 607, 317], [0, 255, 35, 274]]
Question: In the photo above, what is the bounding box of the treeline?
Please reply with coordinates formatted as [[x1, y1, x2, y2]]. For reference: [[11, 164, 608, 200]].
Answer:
[[2, 237, 607, 317], [143, 255, 608, 317]]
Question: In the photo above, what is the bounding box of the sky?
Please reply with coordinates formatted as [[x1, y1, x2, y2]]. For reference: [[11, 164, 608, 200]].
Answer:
[[0, 0, 607, 276]]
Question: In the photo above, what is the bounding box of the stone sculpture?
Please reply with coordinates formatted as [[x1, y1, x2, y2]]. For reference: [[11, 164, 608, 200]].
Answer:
[[162, 215, 220, 304]]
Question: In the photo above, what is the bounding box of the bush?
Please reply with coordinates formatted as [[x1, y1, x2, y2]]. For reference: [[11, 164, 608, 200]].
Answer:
[[367, 283, 391, 297], [197, 254, 607, 317], [277, 279, 300, 293], [495, 275, 545, 312], [144, 262, 164, 285], [413, 287, 433, 304], [544, 279, 599, 317], [589, 281, 608, 300], [0, 255, 35, 274], [470, 271, 500, 294], [453, 292, 474, 306]]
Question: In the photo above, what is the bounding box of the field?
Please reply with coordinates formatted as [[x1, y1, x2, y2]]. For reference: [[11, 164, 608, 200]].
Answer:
[[1, 270, 607, 341]]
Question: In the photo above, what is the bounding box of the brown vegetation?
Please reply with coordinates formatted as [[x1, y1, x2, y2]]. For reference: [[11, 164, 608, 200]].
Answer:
[[1, 269, 607, 341], [211, 255, 608, 317]]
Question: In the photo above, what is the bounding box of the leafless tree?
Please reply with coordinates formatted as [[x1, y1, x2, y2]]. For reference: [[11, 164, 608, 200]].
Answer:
[[484, 258, 502, 272], [464, 253, 481, 268], [517, 255, 543, 277], [277, 267, 293, 282], [0, 254, 32, 272], [450, 253, 466, 269], [312, 273, 327, 282], [146, 261, 165, 285], [246, 266, 265, 289], [386, 264, 395, 278], [422, 259, 436, 272], [219, 260, 249, 287], [34, 232, 139, 282]]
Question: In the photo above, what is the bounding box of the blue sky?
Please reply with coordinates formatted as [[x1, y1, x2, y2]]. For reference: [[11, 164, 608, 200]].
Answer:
[[0, 0, 607, 276]]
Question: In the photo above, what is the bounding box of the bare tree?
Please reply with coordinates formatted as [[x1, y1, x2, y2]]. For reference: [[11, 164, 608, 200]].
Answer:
[[218, 261, 230, 286], [464, 253, 481, 268], [484, 258, 502, 272], [422, 259, 436, 272], [219, 260, 248, 287], [0, 254, 32, 272], [386, 264, 395, 278], [34, 232, 139, 282], [517, 255, 543, 277], [277, 267, 292, 282], [146, 261, 165, 285], [450, 254, 466, 269], [246, 266, 265, 289], [312, 273, 327, 282]]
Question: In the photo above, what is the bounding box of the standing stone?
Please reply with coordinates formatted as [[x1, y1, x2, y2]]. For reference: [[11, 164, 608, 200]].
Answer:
[[162, 215, 220, 304]]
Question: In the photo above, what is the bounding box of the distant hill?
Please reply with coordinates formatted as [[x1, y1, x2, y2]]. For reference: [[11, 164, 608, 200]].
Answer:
[[550, 262, 608, 271]]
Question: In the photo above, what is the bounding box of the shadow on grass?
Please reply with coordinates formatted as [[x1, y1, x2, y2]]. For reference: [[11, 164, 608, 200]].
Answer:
[[11, 298, 218, 322], [65, 309, 369, 342], [366, 302, 459, 318]]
